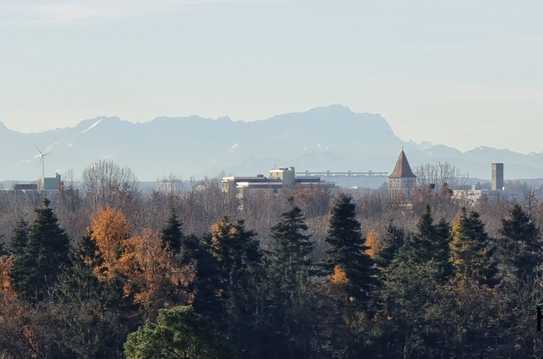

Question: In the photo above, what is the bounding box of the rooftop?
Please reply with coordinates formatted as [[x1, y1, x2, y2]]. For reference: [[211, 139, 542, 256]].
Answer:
[[389, 150, 417, 178]]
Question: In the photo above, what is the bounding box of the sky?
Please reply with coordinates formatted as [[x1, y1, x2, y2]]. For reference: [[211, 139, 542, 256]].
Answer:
[[1, 0, 543, 153]]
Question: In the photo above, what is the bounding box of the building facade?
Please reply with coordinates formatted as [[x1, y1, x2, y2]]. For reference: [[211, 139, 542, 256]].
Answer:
[[388, 150, 417, 200]]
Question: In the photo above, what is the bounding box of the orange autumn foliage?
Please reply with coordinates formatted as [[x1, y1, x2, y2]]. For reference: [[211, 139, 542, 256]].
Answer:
[[119, 229, 194, 308], [90, 207, 131, 281], [88, 208, 193, 311], [365, 230, 380, 258], [0, 256, 16, 304], [330, 265, 348, 286]]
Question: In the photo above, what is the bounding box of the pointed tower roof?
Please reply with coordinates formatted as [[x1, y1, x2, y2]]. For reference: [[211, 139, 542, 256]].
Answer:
[[389, 150, 416, 178]]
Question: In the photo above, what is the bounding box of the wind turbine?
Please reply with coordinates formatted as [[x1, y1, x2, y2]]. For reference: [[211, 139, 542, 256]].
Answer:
[[35, 146, 51, 184]]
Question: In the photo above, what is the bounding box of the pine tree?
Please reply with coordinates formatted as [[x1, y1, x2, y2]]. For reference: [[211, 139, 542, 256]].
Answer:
[[267, 202, 315, 358], [189, 234, 225, 330], [450, 208, 499, 287], [411, 206, 437, 262], [500, 205, 542, 281], [124, 305, 228, 359], [325, 194, 377, 308], [51, 235, 131, 358], [270, 202, 313, 292], [161, 210, 184, 254], [75, 231, 102, 269], [10, 219, 28, 257], [0, 239, 6, 257], [210, 217, 264, 357], [434, 218, 453, 280], [374, 222, 405, 270], [400, 207, 452, 281], [11, 199, 71, 302], [9, 219, 30, 300]]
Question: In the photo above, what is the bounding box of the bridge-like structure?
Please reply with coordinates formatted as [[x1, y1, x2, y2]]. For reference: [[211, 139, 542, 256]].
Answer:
[[297, 170, 389, 177]]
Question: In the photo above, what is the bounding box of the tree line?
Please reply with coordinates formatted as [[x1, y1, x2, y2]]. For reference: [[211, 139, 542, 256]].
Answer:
[[1, 186, 543, 358]]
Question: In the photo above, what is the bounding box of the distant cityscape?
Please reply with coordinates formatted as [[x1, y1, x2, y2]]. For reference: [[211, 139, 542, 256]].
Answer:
[[3, 148, 515, 207]]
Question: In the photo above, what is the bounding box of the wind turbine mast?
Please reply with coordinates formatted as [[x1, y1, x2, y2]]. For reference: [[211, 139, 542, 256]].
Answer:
[[35, 146, 50, 186]]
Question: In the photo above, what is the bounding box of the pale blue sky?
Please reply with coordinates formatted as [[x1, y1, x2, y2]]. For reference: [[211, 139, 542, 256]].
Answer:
[[1, 0, 542, 153]]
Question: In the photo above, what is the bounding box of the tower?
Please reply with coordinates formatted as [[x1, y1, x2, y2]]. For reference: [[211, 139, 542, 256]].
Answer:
[[388, 150, 417, 200], [491, 163, 504, 191]]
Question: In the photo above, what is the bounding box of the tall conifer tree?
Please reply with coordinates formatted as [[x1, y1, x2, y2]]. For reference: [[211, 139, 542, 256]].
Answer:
[[270, 202, 313, 292], [10, 219, 28, 257], [374, 222, 405, 271], [500, 205, 542, 281], [325, 194, 376, 307], [450, 209, 499, 287], [161, 210, 184, 254], [268, 201, 315, 358], [210, 217, 264, 357], [11, 199, 71, 302]]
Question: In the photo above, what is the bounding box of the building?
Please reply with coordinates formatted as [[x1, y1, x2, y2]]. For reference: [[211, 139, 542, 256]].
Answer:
[[13, 183, 38, 192], [452, 163, 508, 205], [491, 163, 504, 191], [38, 173, 63, 192], [222, 167, 332, 196], [388, 150, 417, 200], [452, 184, 485, 205]]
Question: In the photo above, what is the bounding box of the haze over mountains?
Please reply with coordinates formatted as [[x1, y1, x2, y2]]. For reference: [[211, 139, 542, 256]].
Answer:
[[1, 105, 541, 181]]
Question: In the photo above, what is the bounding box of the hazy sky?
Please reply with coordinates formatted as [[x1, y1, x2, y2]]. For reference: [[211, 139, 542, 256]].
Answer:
[[1, 0, 542, 153]]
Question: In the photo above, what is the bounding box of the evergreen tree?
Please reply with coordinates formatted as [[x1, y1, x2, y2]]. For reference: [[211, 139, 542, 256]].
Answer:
[[50, 235, 132, 358], [161, 210, 184, 254], [325, 194, 377, 308], [400, 207, 452, 281], [411, 206, 437, 262], [267, 202, 315, 358], [75, 231, 102, 269], [9, 219, 31, 300], [210, 217, 264, 357], [450, 208, 499, 287], [124, 305, 228, 359], [11, 199, 71, 302], [500, 204, 542, 281], [270, 202, 313, 292], [0, 238, 6, 257], [434, 218, 453, 280], [188, 234, 225, 329], [374, 222, 405, 271], [10, 219, 28, 257]]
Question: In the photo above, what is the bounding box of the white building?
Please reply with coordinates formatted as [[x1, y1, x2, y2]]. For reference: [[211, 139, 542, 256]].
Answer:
[[222, 167, 332, 197]]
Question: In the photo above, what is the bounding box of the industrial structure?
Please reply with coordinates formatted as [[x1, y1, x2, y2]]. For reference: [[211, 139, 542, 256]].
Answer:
[[222, 167, 332, 196], [11, 173, 63, 192], [388, 150, 417, 200], [491, 163, 505, 191], [38, 173, 63, 192], [452, 163, 507, 204]]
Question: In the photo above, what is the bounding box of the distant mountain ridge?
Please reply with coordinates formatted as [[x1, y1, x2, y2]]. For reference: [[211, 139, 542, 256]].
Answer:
[[0, 105, 541, 181]]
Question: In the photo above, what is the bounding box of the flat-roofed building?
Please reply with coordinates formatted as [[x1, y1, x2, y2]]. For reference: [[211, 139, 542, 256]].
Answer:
[[13, 183, 38, 192], [222, 167, 332, 197], [39, 173, 63, 192]]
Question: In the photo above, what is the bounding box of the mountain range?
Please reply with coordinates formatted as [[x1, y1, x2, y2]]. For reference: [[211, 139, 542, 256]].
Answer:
[[1, 105, 541, 181]]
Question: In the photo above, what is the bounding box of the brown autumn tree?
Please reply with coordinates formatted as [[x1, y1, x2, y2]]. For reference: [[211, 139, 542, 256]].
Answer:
[[90, 207, 131, 281], [0, 255, 16, 304], [118, 229, 194, 317], [365, 230, 380, 258]]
